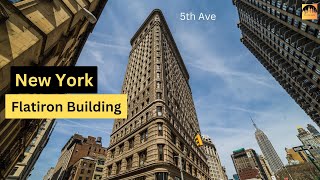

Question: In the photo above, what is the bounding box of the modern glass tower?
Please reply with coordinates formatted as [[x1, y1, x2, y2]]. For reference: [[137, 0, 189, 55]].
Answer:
[[103, 9, 210, 180], [233, 0, 320, 127], [252, 120, 284, 174]]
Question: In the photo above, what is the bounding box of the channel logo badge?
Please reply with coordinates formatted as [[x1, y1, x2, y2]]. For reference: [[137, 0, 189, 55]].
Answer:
[[302, 4, 318, 20]]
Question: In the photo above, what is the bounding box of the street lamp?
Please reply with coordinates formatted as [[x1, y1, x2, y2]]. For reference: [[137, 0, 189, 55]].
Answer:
[[82, 8, 97, 24], [174, 154, 185, 180], [74, 0, 97, 24]]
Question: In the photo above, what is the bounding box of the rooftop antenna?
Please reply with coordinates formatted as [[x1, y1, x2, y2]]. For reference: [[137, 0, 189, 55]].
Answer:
[[250, 115, 258, 130]]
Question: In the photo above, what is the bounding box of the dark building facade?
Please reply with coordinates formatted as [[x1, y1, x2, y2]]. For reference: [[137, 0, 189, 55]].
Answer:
[[7, 119, 55, 180], [233, 0, 320, 127], [0, 0, 107, 178], [103, 9, 210, 180], [231, 148, 268, 180]]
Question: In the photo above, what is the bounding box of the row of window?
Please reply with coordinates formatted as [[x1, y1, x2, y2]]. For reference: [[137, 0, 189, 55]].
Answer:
[[125, 31, 152, 101], [239, 5, 320, 84], [243, 39, 320, 113], [111, 122, 164, 158], [242, 28, 320, 112], [112, 105, 163, 144], [170, 130, 209, 174], [241, 16, 320, 94], [132, 17, 156, 46], [249, 0, 320, 24], [107, 146, 165, 176], [162, 37, 199, 144], [244, 0, 320, 39]]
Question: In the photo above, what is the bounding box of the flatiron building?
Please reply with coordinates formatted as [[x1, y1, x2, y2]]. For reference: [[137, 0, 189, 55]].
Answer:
[[103, 9, 210, 180], [233, 0, 320, 127]]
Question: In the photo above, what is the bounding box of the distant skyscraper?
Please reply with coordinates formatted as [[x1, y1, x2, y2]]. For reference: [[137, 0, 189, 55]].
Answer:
[[297, 127, 320, 163], [231, 148, 267, 180], [307, 124, 320, 136], [202, 135, 227, 180], [252, 120, 284, 174], [232, 0, 320, 127]]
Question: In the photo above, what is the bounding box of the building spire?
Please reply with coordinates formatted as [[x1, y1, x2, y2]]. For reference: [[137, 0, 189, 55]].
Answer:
[[250, 116, 258, 130]]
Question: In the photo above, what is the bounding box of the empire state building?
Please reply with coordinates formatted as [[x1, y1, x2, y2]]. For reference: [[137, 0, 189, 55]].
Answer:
[[252, 119, 284, 175]]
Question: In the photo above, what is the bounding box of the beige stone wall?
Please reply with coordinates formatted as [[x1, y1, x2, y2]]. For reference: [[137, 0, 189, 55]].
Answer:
[[203, 137, 227, 180], [0, 0, 107, 178]]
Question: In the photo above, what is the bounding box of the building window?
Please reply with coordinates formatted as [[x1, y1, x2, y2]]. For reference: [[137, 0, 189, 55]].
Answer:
[[182, 158, 186, 170], [155, 172, 168, 180], [180, 142, 184, 152], [188, 164, 192, 175], [110, 149, 115, 158], [157, 81, 161, 88], [87, 170, 91, 174], [78, 177, 83, 180], [96, 167, 103, 172], [129, 137, 134, 149], [173, 152, 179, 166], [157, 106, 163, 116], [116, 161, 121, 174], [126, 156, 133, 170], [158, 144, 164, 161], [157, 92, 162, 99], [80, 169, 84, 174], [9, 167, 18, 175], [134, 176, 146, 180], [140, 129, 148, 143], [119, 143, 124, 154], [158, 123, 163, 136], [107, 165, 112, 176], [139, 150, 147, 166], [157, 72, 161, 78], [171, 132, 176, 144]]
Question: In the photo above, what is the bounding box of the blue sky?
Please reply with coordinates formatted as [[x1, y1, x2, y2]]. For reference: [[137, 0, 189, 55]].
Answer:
[[29, 0, 319, 179]]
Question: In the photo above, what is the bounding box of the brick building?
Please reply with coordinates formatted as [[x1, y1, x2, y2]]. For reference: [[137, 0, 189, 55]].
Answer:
[[52, 134, 107, 180]]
